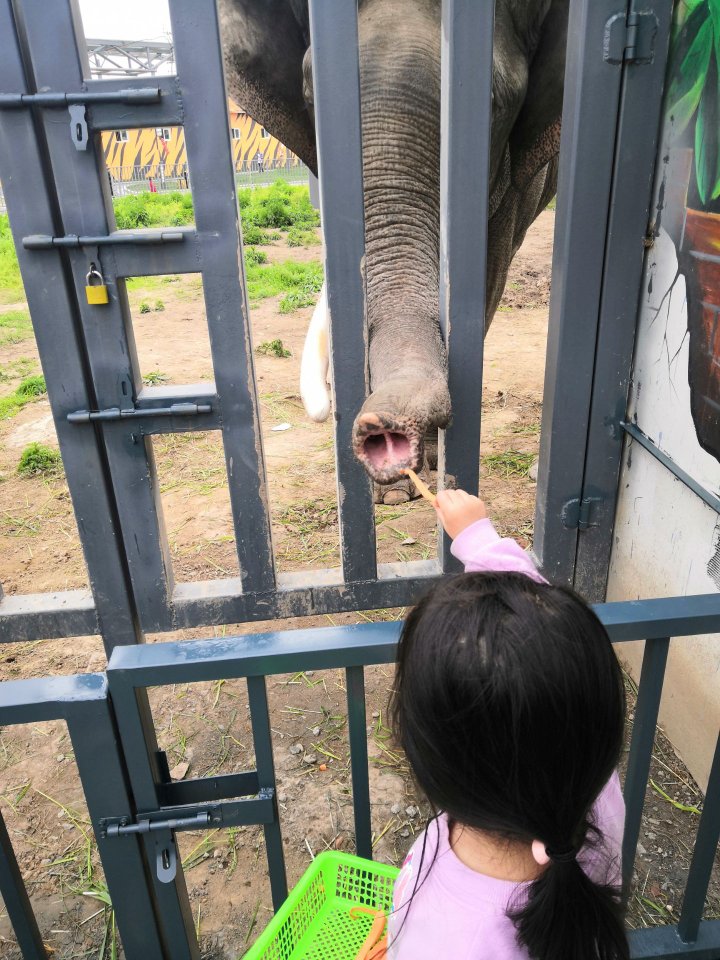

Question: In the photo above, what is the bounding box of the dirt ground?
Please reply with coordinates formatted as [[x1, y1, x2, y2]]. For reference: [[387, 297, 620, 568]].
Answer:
[[0, 211, 718, 958]]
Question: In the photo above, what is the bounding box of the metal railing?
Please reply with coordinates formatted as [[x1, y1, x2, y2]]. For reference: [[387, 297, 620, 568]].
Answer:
[[106, 157, 310, 196], [1, 598, 719, 959]]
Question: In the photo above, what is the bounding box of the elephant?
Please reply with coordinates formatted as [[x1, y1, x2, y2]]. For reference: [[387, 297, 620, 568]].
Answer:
[[219, 0, 567, 502]]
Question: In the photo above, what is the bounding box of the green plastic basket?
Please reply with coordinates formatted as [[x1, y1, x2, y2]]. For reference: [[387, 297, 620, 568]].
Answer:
[[243, 852, 399, 960]]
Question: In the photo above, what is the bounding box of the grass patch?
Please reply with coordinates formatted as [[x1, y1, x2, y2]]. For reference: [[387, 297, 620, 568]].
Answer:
[[245, 259, 323, 309], [0, 357, 36, 383], [18, 442, 62, 477], [143, 370, 169, 385], [287, 227, 321, 247], [276, 499, 337, 535], [482, 450, 535, 478], [0, 374, 46, 419], [0, 215, 24, 303], [0, 309, 32, 346], [256, 339, 291, 358], [244, 246, 268, 266]]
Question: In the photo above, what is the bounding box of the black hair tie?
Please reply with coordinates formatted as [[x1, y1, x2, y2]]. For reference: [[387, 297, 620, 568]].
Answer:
[[546, 846, 579, 865]]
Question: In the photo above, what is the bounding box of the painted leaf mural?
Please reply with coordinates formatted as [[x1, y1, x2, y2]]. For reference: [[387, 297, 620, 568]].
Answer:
[[665, 0, 720, 459]]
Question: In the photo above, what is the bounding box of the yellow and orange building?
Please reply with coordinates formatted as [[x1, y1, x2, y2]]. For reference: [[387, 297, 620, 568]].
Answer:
[[101, 97, 299, 181]]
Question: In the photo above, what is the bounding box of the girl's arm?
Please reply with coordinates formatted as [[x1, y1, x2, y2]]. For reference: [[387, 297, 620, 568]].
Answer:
[[434, 489, 546, 584]]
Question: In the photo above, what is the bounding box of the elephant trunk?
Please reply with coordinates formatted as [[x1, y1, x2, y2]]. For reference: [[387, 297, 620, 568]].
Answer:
[[351, 0, 449, 484]]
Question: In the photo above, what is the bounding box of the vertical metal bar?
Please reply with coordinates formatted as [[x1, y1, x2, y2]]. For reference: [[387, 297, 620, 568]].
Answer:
[[17, 0, 173, 631], [0, 0, 140, 651], [168, 0, 275, 595], [533, 0, 630, 586], [0, 808, 46, 960], [678, 732, 720, 944], [622, 637, 670, 891], [346, 665, 372, 859], [574, 1, 673, 601], [437, 0, 495, 571], [246, 675, 287, 910], [308, 0, 378, 582], [67, 699, 166, 960], [107, 677, 198, 959]]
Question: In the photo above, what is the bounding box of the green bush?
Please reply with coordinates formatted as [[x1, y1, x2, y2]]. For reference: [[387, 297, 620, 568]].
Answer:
[[139, 301, 151, 314], [256, 339, 291, 358], [154, 300, 165, 312], [18, 442, 62, 477], [287, 227, 320, 248], [0, 215, 24, 303], [15, 374, 46, 397], [242, 224, 273, 246], [244, 247, 268, 266], [113, 195, 151, 229]]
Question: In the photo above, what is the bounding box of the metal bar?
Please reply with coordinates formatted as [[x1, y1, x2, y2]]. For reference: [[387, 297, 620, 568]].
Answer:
[[622, 637, 670, 890], [0, 808, 46, 960], [573, 2, 673, 601], [622, 422, 720, 516], [346, 665, 372, 859], [158, 770, 260, 807], [102, 792, 275, 836], [308, 0, 377, 582], [23, 229, 185, 248], [628, 921, 720, 959], [107, 678, 198, 959], [0, 87, 160, 107], [85, 75, 183, 128], [168, 0, 276, 595], [247, 676, 287, 909], [108, 232, 202, 277], [67, 699, 166, 960], [67, 402, 212, 423], [0, 589, 97, 643], [678, 732, 720, 943], [533, 0, 630, 586], [0, 0, 140, 651], [437, 0, 494, 571], [19, 0, 175, 632]]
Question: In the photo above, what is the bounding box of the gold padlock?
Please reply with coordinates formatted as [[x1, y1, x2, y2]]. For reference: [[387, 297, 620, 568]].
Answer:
[[85, 264, 109, 305]]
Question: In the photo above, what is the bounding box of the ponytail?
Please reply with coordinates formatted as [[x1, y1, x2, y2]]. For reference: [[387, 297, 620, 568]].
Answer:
[[511, 827, 628, 960]]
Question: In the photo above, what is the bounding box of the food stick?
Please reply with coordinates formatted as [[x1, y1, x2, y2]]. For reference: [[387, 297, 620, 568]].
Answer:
[[401, 467, 436, 505]]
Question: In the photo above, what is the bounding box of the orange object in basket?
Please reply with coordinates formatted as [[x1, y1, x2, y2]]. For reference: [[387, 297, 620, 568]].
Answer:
[[350, 907, 388, 960]]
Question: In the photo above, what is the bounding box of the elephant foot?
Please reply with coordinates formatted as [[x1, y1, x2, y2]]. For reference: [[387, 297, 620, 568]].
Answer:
[[374, 478, 414, 505]]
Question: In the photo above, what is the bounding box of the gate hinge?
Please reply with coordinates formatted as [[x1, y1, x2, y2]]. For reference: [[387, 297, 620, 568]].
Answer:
[[562, 496, 602, 531], [604, 11, 658, 65]]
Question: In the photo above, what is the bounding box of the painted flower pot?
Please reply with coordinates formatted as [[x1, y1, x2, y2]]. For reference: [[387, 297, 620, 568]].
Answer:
[[683, 208, 720, 460]]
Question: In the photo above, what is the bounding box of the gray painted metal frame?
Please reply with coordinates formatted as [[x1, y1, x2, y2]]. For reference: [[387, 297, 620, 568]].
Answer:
[[534, 0, 672, 595], [1, 597, 719, 958]]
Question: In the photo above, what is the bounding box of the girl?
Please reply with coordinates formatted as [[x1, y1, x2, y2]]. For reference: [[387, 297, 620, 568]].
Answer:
[[388, 489, 628, 960]]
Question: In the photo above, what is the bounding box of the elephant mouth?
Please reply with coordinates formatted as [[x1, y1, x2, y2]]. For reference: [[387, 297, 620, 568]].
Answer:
[[352, 412, 423, 483]]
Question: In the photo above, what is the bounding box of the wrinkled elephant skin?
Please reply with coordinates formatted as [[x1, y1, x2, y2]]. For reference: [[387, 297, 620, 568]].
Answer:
[[219, 0, 567, 483]]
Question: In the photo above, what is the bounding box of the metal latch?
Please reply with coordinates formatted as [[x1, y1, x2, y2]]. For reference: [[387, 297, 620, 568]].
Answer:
[[604, 11, 658, 64], [0, 87, 161, 150], [562, 497, 602, 531], [23, 230, 185, 249], [67, 403, 212, 423]]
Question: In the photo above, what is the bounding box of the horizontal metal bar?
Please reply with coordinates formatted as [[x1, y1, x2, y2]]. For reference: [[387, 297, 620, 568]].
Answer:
[[0, 673, 107, 724], [23, 229, 186, 249], [0, 589, 97, 642], [0, 87, 161, 108], [594, 592, 720, 642], [85, 76, 183, 129], [628, 920, 720, 959], [110, 233, 201, 277], [104, 811, 211, 838], [158, 771, 259, 807], [102, 791, 275, 838], [67, 402, 212, 423], [622, 422, 720, 515]]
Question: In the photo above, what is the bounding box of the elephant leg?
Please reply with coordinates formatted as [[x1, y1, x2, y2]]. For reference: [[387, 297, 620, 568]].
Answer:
[[300, 283, 331, 422]]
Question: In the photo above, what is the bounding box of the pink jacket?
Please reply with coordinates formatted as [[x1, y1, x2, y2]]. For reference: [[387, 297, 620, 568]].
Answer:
[[387, 519, 625, 960]]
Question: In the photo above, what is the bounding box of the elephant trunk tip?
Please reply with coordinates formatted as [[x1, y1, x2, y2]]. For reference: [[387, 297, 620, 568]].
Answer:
[[352, 411, 423, 484]]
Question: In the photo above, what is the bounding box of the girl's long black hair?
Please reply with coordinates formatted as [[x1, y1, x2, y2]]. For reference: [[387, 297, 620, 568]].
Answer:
[[390, 571, 629, 960]]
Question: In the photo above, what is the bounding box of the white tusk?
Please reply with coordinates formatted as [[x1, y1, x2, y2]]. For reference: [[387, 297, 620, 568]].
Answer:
[[300, 282, 331, 422]]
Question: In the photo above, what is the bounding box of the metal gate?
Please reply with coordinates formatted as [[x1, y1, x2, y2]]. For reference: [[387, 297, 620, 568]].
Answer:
[[1, 0, 719, 957]]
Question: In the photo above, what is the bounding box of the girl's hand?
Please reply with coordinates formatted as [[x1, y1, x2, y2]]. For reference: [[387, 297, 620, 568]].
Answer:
[[434, 489, 488, 539]]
